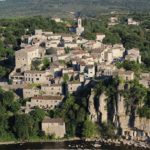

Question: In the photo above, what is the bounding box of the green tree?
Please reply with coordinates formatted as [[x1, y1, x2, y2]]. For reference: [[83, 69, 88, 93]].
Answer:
[[42, 57, 50, 70], [103, 33, 121, 45], [100, 122, 115, 138], [30, 108, 45, 122], [63, 73, 69, 83], [82, 118, 99, 138], [13, 114, 34, 140], [31, 59, 41, 70]]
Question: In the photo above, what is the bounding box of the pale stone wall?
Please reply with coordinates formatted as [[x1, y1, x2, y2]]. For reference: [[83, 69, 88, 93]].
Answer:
[[68, 82, 82, 94], [48, 35, 61, 40], [105, 51, 113, 64], [64, 42, 78, 48], [87, 66, 95, 78], [23, 88, 40, 99], [24, 71, 49, 84], [15, 46, 41, 69], [139, 79, 150, 88], [42, 122, 65, 138], [88, 90, 97, 122], [41, 84, 62, 95], [134, 117, 150, 133], [62, 36, 73, 42], [96, 34, 105, 42], [26, 96, 63, 109], [118, 94, 126, 115], [111, 46, 125, 58], [46, 40, 60, 48], [15, 50, 28, 68], [99, 93, 107, 123]]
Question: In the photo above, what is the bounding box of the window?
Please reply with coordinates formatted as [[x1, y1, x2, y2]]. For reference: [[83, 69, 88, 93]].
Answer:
[[36, 78, 39, 81], [59, 123, 63, 125]]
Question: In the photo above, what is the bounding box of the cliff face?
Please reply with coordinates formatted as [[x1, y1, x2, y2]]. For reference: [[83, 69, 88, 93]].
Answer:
[[88, 91, 108, 123], [117, 93, 150, 139], [88, 90, 97, 122], [88, 87, 150, 140], [117, 93, 130, 130], [134, 117, 150, 133], [99, 92, 107, 123]]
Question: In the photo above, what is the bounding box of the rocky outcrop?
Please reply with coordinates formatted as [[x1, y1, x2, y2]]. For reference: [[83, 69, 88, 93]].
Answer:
[[117, 93, 150, 140], [117, 93, 126, 116], [134, 117, 150, 134], [117, 93, 131, 135], [88, 89, 97, 122], [98, 92, 107, 123]]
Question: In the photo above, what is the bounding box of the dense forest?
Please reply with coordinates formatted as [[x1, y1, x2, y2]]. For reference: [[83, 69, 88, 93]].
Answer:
[[0, 0, 150, 18]]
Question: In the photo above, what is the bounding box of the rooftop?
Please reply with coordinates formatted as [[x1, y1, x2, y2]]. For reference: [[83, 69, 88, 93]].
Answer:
[[42, 117, 64, 124], [25, 70, 45, 74], [32, 95, 63, 100]]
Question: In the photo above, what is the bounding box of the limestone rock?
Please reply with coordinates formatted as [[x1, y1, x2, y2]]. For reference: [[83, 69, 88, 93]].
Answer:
[[99, 92, 107, 123], [117, 93, 126, 115], [88, 90, 97, 122]]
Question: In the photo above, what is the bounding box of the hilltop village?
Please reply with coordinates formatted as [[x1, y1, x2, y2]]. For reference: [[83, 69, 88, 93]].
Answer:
[[0, 15, 150, 146]]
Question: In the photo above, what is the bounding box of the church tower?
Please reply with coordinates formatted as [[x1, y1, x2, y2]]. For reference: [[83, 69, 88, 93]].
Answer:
[[78, 18, 82, 28], [76, 17, 84, 36]]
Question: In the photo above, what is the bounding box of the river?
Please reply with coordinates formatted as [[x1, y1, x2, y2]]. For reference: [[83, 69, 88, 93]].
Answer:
[[0, 140, 148, 150]]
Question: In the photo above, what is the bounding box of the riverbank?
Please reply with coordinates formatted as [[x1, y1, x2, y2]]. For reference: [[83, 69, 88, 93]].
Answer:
[[0, 137, 149, 149], [0, 137, 81, 145], [85, 138, 150, 149]]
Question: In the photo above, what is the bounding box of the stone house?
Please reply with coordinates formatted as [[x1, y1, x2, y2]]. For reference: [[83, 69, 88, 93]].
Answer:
[[104, 50, 113, 64], [64, 42, 78, 48], [35, 29, 43, 35], [41, 84, 62, 95], [111, 44, 125, 59], [24, 70, 50, 84], [9, 72, 24, 85], [56, 47, 65, 56], [97, 63, 116, 77], [139, 73, 150, 88], [128, 18, 140, 26], [62, 67, 74, 74], [108, 17, 118, 26], [62, 34, 73, 43], [52, 17, 63, 23], [15, 45, 45, 70], [42, 117, 66, 138], [113, 69, 134, 81], [125, 48, 141, 63], [47, 34, 61, 40], [79, 61, 86, 73], [96, 33, 106, 42], [26, 95, 64, 109], [23, 86, 41, 99], [82, 56, 94, 65], [46, 40, 60, 48], [71, 49, 88, 59], [67, 80, 82, 94], [85, 65, 95, 78], [83, 41, 102, 49]]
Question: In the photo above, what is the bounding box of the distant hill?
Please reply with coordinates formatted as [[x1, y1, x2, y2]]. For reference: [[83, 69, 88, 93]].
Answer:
[[0, 0, 150, 18]]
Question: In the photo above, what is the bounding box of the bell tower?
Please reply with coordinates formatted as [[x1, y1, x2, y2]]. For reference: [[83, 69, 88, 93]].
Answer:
[[76, 17, 84, 36], [78, 18, 82, 28]]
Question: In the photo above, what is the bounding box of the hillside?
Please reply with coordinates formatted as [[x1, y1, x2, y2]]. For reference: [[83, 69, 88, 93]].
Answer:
[[0, 0, 150, 18]]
